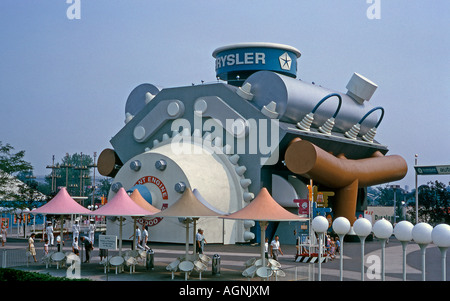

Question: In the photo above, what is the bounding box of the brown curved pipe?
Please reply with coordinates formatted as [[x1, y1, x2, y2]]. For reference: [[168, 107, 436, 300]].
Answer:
[[284, 139, 407, 223], [285, 139, 407, 188]]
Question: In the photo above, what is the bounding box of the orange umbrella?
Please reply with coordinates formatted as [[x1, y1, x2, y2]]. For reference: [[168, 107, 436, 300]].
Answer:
[[129, 189, 161, 249], [130, 189, 161, 214], [222, 187, 307, 266]]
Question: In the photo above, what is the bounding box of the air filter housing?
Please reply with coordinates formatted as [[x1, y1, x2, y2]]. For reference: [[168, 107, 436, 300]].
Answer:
[[212, 42, 301, 86]]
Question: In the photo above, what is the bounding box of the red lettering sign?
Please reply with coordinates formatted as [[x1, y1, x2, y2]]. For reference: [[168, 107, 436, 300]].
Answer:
[[134, 176, 169, 226], [135, 176, 168, 200]]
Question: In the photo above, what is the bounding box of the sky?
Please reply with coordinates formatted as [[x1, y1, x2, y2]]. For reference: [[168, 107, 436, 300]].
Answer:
[[0, 0, 449, 191]]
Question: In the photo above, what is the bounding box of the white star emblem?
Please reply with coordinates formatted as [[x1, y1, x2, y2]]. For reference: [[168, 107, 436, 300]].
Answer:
[[279, 52, 292, 70]]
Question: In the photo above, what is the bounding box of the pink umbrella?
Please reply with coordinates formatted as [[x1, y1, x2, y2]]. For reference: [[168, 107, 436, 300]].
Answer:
[[30, 187, 92, 242], [32, 187, 91, 215], [92, 187, 156, 255]]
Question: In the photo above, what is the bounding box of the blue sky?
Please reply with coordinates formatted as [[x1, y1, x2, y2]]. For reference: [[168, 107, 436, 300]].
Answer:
[[0, 0, 449, 190]]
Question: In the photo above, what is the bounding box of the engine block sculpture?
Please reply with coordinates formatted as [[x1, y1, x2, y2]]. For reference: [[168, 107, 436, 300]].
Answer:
[[98, 43, 407, 244]]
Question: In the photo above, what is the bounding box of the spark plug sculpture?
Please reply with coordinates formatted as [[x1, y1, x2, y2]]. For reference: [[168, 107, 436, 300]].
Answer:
[[97, 43, 407, 244]]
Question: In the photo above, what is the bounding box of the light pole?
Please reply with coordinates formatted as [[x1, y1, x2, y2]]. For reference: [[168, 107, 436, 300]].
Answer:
[[388, 185, 400, 224], [393, 220, 414, 281], [372, 218, 393, 281], [46, 155, 61, 193], [332, 217, 351, 281], [414, 154, 419, 223], [353, 217, 372, 281], [88, 152, 97, 207], [312, 216, 329, 281], [412, 222, 433, 281], [60, 153, 74, 193]]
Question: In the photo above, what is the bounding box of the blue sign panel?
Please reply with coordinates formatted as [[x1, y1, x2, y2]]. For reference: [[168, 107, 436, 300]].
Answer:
[[415, 165, 450, 175], [212, 43, 301, 81]]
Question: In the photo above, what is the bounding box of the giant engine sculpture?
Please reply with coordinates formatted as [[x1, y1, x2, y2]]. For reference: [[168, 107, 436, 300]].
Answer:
[[97, 43, 407, 244]]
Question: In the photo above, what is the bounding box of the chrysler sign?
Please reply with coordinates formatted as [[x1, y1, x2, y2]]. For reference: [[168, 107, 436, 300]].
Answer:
[[212, 42, 301, 81]]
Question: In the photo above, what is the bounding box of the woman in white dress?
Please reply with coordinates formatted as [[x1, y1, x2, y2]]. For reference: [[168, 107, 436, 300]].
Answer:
[[28, 233, 37, 263]]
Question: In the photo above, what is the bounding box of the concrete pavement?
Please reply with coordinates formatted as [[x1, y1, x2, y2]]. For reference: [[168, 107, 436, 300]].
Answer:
[[4, 235, 449, 282]]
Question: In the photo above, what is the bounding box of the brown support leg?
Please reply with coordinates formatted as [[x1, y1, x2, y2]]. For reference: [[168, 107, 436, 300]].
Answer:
[[333, 179, 359, 225]]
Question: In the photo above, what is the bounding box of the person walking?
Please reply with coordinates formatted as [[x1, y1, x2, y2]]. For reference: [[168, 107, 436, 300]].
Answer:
[[46, 221, 54, 246], [141, 225, 150, 251], [1, 222, 7, 247], [88, 219, 96, 244], [270, 235, 284, 261], [80, 236, 93, 263], [72, 219, 80, 244], [43, 239, 49, 256], [56, 235, 64, 252], [72, 236, 79, 255], [130, 226, 141, 250], [264, 237, 269, 259], [28, 233, 37, 263], [335, 237, 341, 255], [196, 228, 207, 254]]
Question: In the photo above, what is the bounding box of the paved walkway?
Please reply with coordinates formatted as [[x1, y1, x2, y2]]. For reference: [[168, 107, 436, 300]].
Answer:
[[4, 235, 449, 282]]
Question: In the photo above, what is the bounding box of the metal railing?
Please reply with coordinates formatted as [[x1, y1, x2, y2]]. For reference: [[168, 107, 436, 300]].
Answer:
[[1, 248, 30, 268]]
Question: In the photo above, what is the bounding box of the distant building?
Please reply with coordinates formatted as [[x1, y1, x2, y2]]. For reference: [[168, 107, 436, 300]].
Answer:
[[364, 206, 395, 224]]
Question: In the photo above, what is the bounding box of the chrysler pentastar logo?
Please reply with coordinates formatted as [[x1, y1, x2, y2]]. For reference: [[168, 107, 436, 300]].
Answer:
[[279, 52, 292, 70]]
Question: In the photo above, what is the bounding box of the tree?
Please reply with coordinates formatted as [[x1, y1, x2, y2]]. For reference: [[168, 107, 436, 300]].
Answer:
[[97, 177, 112, 198], [0, 142, 32, 174], [45, 153, 94, 197], [371, 185, 405, 207], [0, 141, 44, 206], [414, 181, 450, 225]]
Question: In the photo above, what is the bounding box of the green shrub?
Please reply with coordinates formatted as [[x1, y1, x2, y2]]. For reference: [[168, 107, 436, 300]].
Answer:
[[0, 268, 90, 281]]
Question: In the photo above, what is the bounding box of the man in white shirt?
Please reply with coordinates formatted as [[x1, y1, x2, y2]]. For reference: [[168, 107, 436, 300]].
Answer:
[[196, 228, 207, 254], [131, 226, 142, 250], [88, 219, 96, 244], [141, 225, 150, 251], [46, 221, 54, 246], [270, 235, 284, 261], [72, 219, 80, 245]]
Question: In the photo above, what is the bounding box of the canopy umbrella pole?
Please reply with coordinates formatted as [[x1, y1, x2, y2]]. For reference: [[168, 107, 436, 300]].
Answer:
[[119, 217, 123, 256], [260, 221, 268, 267], [193, 218, 198, 256], [60, 215, 64, 248], [185, 219, 190, 259], [42, 214, 46, 241], [132, 217, 137, 250]]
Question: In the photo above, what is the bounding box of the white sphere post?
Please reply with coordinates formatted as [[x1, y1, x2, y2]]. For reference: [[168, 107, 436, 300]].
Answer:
[[372, 218, 393, 281], [393, 220, 414, 281], [412, 222, 433, 281], [318, 233, 323, 280], [438, 247, 448, 281], [312, 216, 329, 281], [332, 217, 351, 281], [353, 218, 372, 281], [431, 224, 450, 281]]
